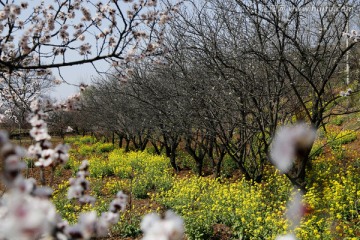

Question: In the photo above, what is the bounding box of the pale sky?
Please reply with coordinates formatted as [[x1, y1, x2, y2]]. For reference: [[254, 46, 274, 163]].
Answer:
[[51, 60, 110, 100]]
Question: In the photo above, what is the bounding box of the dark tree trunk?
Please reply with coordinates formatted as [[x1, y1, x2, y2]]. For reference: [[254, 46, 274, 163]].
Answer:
[[214, 160, 222, 179], [285, 144, 313, 193], [125, 137, 130, 152], [195, 159, 203, 177], [151, 140, 162, 155], [119, 135, 124, 148]]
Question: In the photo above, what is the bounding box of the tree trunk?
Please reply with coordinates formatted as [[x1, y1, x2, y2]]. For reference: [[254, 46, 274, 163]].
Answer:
[[125, 138, 130, 152], [151, 140, 162, 155], [214, 160, 222, 179], [119, 135, 123, 148], [170, 153, 180, 172], [286, 144, 313, 193], [196, 158, 203, 176]]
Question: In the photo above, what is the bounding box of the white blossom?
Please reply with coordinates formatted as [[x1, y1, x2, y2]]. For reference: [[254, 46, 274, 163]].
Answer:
[[141, 211, 184, 240], [270, 123, 316, 173], [275, 233, 297, 240], [0, 192, 57, 240], [286, 190, 304, 229]]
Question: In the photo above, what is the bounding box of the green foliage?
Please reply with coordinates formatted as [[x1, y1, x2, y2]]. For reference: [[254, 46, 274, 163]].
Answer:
[[78, 144, 95, 156], [91, 178, 105, 196], [114, 210, 144, 238], [79, 135, 97, 144], [132, 176, 151, 198], [64, 136, 79, 144], [300, 157, 360, 239], [184, 214, 213, 240], [330, 116, 345, 126], [105, 179, 131, 195], [52, 181, 93, 223], [108, 150, 174, 199], [63, 160, 72, 170], [153, 171, 291, 239], [176, 151, 197, 172], [89, 156, 114, 178], [309, 140, 324, 158], [95, 142, 114, 153], [327, 128, 357, 150], [220, 156, 238, 178], [24, 158, 35, 168]]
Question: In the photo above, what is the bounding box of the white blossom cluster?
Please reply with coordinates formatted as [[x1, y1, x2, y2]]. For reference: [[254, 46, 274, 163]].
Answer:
[[67, 160, 95, 205], [53, 84, 88, 112], [0, 121, 128, 240], [342, 30, 360, 42], [0, 192, 58, 240], [27, 99, 70, 168], [61, 191, 128, 239], [270, 123, 316, 173], [0, 68, 55, 125], [53, 93, 82, 112], [140, 210, 185, 240], [0, 131, 27, 186], [0, 131, 57, 240], [0, 0, 183, 72], [339, 88, 352, 97]]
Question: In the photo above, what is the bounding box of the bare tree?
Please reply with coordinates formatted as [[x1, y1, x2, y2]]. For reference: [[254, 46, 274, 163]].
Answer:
[[236, 0, 360, 190], [0, 65, 55, 136]]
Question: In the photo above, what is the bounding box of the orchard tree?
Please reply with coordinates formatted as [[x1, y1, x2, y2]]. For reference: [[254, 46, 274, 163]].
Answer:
[[164, 0, 288, 180], [0, 65, 55, 131], [168, 0, 360, 187], [235, 0, 360, 190]]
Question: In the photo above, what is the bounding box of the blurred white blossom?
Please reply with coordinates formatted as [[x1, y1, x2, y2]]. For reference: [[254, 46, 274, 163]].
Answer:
[[286, 190, 304, 229], [275, 233, 297, 240], [270, 123, 316, 173], [141, 210, 184, 240]]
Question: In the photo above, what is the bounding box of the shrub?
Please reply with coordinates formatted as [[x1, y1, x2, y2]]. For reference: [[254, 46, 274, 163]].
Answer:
[[220, 155, 238, 178], [78, 144, 95, 156], [88, 156, 114, 178], [108, 150, 174, 198], [79, 135, 96, 144], [95, 143, 114, 153], [300, 166, 360, 239], [105, 179, 132, 195], [52, 181, 93, 224], [176, 151, 196, 171], [331, 116, 345, 126], [113, 207, 150, 238], [64, 136, 79, 144]]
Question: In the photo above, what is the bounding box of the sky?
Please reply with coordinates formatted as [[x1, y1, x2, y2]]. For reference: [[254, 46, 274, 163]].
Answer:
[[51, 60, 109, 100]]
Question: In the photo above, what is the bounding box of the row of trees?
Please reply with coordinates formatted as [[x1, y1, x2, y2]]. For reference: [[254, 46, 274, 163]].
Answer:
[[80, 0, 360, 191], [0, 0, 359, 191]]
